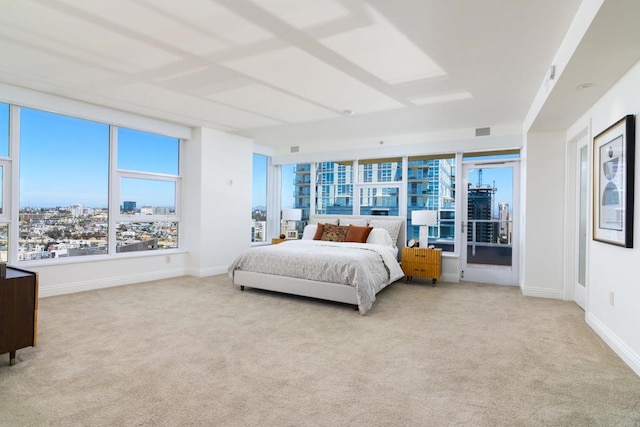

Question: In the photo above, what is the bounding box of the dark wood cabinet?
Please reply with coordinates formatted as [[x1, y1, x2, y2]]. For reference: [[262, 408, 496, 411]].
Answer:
[[0, 266, 38, 366]]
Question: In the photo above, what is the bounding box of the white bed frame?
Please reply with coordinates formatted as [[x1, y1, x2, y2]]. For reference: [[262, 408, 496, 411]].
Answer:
[[233, 214, 406, 309]]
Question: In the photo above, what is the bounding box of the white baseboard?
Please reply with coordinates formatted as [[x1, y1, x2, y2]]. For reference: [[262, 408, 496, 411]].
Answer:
[[587, 312, 640, 377], [520, 285, 564, 299], [185, 265, 228, 278], [39, 267, 187, 298], [441, 273, 459, 283]]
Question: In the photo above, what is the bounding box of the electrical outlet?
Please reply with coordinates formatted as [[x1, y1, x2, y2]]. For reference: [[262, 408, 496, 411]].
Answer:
[[165, 255, 171, 264], [609, 291, 614, 306]]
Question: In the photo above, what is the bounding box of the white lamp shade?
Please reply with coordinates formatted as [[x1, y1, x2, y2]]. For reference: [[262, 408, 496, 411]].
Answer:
[[412, 210, 437, 226], [282, 208, 302, 221]]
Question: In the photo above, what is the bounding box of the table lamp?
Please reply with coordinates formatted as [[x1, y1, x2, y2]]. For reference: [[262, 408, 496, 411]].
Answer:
[[412, 210, 437, 248], [281, 208, 302, 238]]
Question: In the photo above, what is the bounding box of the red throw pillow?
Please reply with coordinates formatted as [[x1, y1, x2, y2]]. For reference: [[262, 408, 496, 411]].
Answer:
[[345, 225, 374, 243]]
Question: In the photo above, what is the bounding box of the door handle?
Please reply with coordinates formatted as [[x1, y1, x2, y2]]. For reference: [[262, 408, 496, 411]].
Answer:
[[461, 221, 466, 233]]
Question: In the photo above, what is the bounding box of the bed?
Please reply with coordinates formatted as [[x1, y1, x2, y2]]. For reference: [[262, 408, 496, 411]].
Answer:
[[229, 215, 406, 314]]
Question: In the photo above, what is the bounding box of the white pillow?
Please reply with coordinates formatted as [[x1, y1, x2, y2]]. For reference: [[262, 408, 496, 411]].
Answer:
[[366, 228, 394, 247], [368, 219, 402, 245], [339, 217, 368, 226], [301, 224, 317, 240], [308, 218, 339, 225]]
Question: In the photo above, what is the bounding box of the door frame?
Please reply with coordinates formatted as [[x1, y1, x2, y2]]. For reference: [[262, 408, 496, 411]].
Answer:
[[460, 160, 520, 285], [565, 126, 590, 309]]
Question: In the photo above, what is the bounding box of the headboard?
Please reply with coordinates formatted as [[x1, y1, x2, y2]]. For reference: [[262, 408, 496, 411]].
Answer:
[[309, 214, 406, 251]]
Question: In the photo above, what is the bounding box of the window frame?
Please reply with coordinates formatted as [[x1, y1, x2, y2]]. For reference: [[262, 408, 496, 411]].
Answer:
[[111, 127, 182, 254], [251, 153, 270, 244], [9, 104, 184, 265]]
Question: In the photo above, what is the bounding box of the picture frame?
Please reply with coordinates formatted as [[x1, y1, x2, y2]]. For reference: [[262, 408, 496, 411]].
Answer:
[[285, 230, 298, 239], [593, 115, 635, 247]]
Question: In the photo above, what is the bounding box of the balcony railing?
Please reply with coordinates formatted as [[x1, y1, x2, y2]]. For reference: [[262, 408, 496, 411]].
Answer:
[[466, 219, 513, 266]]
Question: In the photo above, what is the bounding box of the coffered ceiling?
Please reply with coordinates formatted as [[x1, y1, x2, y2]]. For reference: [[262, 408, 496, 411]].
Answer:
[[0, 0, 583, 146]]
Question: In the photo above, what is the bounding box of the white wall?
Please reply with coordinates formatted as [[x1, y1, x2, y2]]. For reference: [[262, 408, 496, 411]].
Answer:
[[566, 60, 640, 376], [521, 132, 567, 299], [36, 254, 187, 297], [183, 127, 253, 277]]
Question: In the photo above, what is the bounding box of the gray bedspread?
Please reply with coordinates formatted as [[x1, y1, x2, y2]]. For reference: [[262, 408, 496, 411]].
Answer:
[[228, 240, 404, 313]]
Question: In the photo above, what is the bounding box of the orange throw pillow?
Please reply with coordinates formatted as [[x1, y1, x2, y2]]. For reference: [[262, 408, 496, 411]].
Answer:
[[312, 223, 325, 240], [345, 225, 374, 243]]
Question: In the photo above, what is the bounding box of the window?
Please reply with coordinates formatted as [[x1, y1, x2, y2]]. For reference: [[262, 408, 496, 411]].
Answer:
[[0, 103, 8, 157], [359, 187, 399, 216], [0, 223, 6, 262], [462, 150, 520, 162], [407, 155, 456, 252], [16, 107, 181, 262], [19, 108, 109, 260], [252, 154, 268, 242], [282, 163, 310, 236], [0, 103, 8, 219], [316, 162, 352, 215], [358, 158, 402, 183], [116, 128, 180, 253]]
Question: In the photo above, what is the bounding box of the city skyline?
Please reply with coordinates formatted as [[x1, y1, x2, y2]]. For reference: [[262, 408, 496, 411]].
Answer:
[[260, 161, 514, 217]]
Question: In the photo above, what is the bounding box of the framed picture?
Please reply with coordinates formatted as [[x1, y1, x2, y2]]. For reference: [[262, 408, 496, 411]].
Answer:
[[593, 115, 635, 247], [285, 230, 298, 239]]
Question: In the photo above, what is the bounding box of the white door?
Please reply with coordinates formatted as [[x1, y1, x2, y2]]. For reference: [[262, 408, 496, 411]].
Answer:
[[461, 161, 519, 285], [575, 142, 589, 309]]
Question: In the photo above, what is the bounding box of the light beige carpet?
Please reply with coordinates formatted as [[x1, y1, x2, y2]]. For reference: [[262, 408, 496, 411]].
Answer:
[[1, 275, 639, 426]]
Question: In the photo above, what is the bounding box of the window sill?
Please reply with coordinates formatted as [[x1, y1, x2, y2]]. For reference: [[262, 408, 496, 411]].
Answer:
[[15, 248, 187, 268]]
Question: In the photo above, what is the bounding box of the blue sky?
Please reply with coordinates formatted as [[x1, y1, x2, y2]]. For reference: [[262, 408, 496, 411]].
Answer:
[[0, 103, 8, 157], [252, 153, 268, 208], [18, 107, 178, 208], [252, 160, 295, 209], [467, 166, 514, 216]]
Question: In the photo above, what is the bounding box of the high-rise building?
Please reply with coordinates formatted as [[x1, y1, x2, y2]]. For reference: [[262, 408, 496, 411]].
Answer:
[[123, 201, 136, 213], [293, 164, 311, 220], [498, 202, 511, 244], [69, 204, 83, 218], [315, 162, 353, 215], [153, 206, 172, 215], [290, 159, 455, 250], [407, 159, 455, 248], [467, 185, 496, 243]]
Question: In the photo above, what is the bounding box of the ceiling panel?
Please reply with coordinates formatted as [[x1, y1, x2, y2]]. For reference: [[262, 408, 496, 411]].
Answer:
[[410, 91, 473, 106], [318, 4, 446, 85], [249, 0, 350, 30], [223, 46, 405, 114], [0, 39, 117, 88], [55, 0, 226, 56], [93, 83, 284, 130], [137, 0, 274, 46], [1, 0, 180, 72], [206, 84, 338, 123]]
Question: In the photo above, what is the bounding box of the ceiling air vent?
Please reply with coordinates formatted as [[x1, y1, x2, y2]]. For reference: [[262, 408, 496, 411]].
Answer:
[[290, 145, 299, 153], [475, 127, 490, 137]]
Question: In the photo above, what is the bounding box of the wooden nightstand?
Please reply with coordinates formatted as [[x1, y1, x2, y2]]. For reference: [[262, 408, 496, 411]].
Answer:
[[271, 238, 286, 244], [401, 247, 442, 285]]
